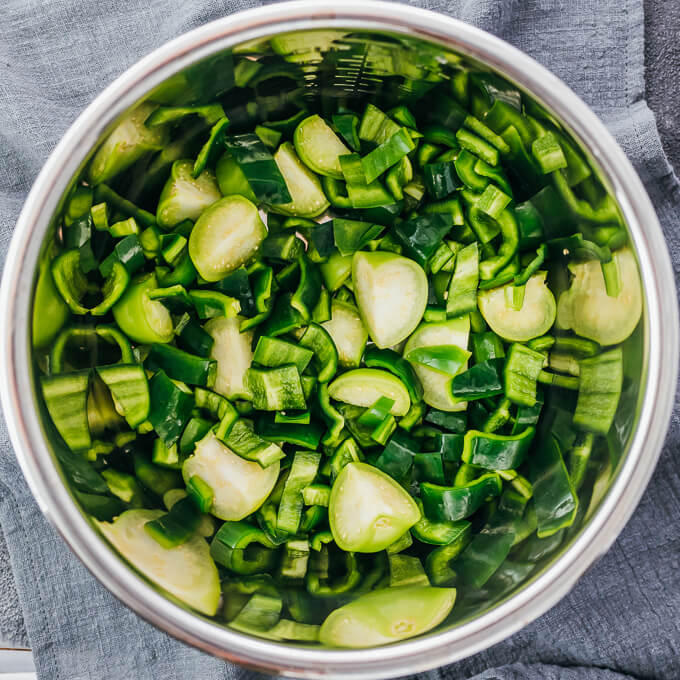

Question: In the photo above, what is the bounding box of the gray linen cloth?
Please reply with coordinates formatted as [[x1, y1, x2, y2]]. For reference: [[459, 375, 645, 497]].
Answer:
[[1, 0, 679, 678]]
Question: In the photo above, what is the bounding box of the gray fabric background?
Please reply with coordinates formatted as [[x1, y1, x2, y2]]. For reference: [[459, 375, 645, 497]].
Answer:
[[644, 0, 680, 173], [1, 1, 679, 678]]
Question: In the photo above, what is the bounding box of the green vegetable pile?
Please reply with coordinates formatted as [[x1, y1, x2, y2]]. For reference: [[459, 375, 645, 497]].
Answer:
[[33, 33, 643, 648]]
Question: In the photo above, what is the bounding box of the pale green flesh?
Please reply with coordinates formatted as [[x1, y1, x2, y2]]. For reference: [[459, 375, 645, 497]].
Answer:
[[270, 142, 330, 217], [478, 271, 556, 342], [352, 251, 428, 349], [88, 103, 168, 185], [319, 585, 456, 647], [322, 301, 368, 368], [328, 368, 411, 416], [112, 273, 174, 345], [183, 432, 279, 521], [205, 316, 254, 400], [97, 509, 220, 616], [156, 159, 221, 229], [188, 195, 267, 282], [557, 247, 642, 345], [329, 462, 421, 552], [404, 316, 470, 411], [294, 114, 350, 179]]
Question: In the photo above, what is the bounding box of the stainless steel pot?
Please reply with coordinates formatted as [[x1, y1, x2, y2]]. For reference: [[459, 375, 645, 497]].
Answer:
[[1, 1, 677, 677]]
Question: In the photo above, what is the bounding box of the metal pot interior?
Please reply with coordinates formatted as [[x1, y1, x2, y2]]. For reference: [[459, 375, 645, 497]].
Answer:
[[22, 20, 657, 671]]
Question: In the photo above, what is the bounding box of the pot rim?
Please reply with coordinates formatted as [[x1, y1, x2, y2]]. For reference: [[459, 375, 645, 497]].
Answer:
[[1, 2, 677, 677]]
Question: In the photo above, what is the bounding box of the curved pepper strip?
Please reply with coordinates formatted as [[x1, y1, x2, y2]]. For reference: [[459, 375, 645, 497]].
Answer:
[[424, 523, 472, 586], [52, 249, 129, 316], [291, 257, 322, 322], [188, 290, 241, 319], [514, 244, 547, 287], [316, 384, 345, 447], [411, 498, 471, 546], [251, 265, 274, 314], [567, 432, 595, 492], [261, 293, 305, 337], [321, 176, 352, 208], [479, 209, 519, 280], [310, 530, 334, 552], [51, 250, 93, 314], [481, 397, 513, 433], [299, 323, 338, 383], [50, 325, 133, 374], [256, 415, 324, 451], [156, 250, 197, 288], [420, 472, 502, 522], [461, 426, 535, 470], [386, 156, 413, 201], [509, 244, 547, 310], [552, 171, 621, 226], [306, 550, 361, 597], [363, 347, 423, 403], [210, 520, 279, 575], [529, 435, 578, 538]]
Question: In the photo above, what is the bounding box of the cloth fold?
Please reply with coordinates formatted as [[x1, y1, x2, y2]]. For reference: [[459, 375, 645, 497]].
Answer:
[[1, 1, 679, 679]]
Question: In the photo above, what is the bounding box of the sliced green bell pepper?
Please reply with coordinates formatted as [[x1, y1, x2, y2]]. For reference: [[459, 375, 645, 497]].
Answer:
[[52, 249, 129, 316], [573, 348, 623, 435], [420, 472, 502, 522], [146, 344, 216, 388], [461, 426, 535, 470], [450, 358, 504, 401], [246, 365, 306, 411], [224, 133, 292, 204], [147, 370, 195, 447], [41, 370, 91, 451], [392, 213, 453, 268], [530, 435, 578, 537]]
